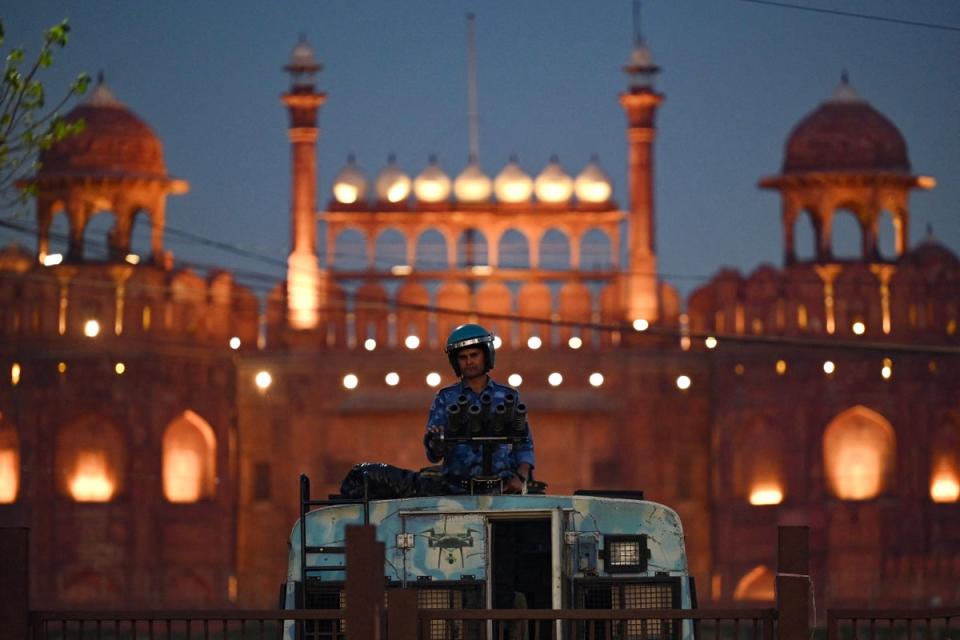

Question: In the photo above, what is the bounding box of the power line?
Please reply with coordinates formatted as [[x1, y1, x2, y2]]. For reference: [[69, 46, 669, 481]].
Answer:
[[733, 0, 960, 32]]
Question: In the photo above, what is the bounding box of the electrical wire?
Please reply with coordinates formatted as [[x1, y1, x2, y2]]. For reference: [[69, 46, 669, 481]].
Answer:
[[732, 0, 960, 32]]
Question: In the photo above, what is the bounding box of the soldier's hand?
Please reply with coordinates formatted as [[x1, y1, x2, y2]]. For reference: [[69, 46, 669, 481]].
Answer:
[[426, 426, 446, 456]]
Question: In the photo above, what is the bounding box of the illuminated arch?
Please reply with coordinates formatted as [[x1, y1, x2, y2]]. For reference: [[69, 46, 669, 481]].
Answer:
[[733, 416, 784, 505], [475, 281, 513, 345], [434, 280, 471, 343], [56, 414, 125, 502], [733, 565, 775, 601], [930, 416, 960, 503], [162, 410, 216, 503], [823, 406, 895, 500], [0, 417, 20, 503]]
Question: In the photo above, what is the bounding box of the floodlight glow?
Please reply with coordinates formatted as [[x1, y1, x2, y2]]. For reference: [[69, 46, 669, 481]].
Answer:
[[632, 318, 649, 331], [10, 363, 20, 386], [342, 374, 359, 389], [229, 337, 241, 350], [115, 362, 126, 375], [852, 321, 866, 335], [823, 360, 836, 375], [705, 336, 718, 349], [124, 254, 140, 265], [58, 362, 67, 374], [254, 370, 272, 390], [589, 372, 604, 387], [776, 359, 787, 375], [527, 336, 542, 350], [390, 265, 412, 276], [385, 372, 400, 386], [676, 375, 691, 390], [42, 253, 63, 266], [492, 336, 502, 349], [507, 373, 523, 387], [568, 336, 583, 349], [548, 372, 563, 386], [426, 372, 442, 387], [404, 335, 420, 349], [364, 338, 377, 351], [83, 319, 101, 338]]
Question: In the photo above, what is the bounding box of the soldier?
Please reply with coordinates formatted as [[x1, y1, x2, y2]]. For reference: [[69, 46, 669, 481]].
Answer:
[[424, 323, 535, 493]]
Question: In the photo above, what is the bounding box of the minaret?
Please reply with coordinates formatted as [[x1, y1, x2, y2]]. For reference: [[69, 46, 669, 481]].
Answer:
[[619, 8, 663, 325], [282, 37, 326, 330]]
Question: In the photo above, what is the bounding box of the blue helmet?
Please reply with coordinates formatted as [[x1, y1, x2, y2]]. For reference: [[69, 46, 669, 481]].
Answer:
[[445, 323, 496, 376]]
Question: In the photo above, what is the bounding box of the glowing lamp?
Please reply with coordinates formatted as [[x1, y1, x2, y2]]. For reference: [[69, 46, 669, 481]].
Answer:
[[930, 473, 960, 503], [676, 375, 691, 390], [492, 336, 502, 349], [342, 374, 359, 390], [229, 337, 241, 350], [58, 362, 67, 374], [589, 372, 604, 387], [254, 370, 272, 390], [83, 319, 101, 338], [10, 363, 20, 386], [124, 254, 140, 265], [632, 318, 649, 331], [548, 372, 563, 386], [115, 362, 125, 375], [69, 451, 115, 502], [705, 336, 718, 349], [852, 321, 866, 335], [823, 360, 836, 375], [364, 338, 377, 351], [425, 372, 442, 387], [568, 336, 583, 349], [42, 253, 64, 266], [527, 336, 542, 350], [404, 335, 420, 349], [385, 372, 400, 386], [749, 485, 784, 506], [0, 450, 18, 503], [776, 360, 787, 375], [507, 373, 523, 387]]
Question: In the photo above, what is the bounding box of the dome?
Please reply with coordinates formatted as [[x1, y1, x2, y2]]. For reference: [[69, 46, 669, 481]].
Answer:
[[332, 155, 368, 204], [374, 154, 411, 203], [413, 156, 451, 203], [493, 156, 533, 203], [534, 156, 574, 203], [622, 41, 660, 89], [38, 81, 167, 179], [453, 159, 492, 203], [574, 156, 613, 203], [782, 76, 910, 174]]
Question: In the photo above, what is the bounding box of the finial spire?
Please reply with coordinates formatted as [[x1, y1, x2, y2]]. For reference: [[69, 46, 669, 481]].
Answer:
[[466, 13, 480, 164], [633, 0, 644, 46]]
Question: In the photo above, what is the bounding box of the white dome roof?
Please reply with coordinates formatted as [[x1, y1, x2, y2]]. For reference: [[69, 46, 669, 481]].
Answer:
[[374, 154, 411, 203], [574, 156, 613, 203], [454, 159, 492, 203], [493, 157, 533, 203], [413, 156, 451, 203], [534, 156, 574, 203], [332, 155, 368, 204]]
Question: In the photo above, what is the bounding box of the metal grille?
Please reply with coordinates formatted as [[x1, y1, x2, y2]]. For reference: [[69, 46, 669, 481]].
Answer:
[[576, 579, 680, 640], [408, 585, 483, 640], [608, 541, 642, 567], [303, 581, 345, 640]]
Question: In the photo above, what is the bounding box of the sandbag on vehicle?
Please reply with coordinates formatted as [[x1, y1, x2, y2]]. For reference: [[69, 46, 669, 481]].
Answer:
[[339, 462, 466, 499]]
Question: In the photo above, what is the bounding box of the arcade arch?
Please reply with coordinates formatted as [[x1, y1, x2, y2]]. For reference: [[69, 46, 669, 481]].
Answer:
[[822, 406, 895, 500], [162, 410, 217, 503]]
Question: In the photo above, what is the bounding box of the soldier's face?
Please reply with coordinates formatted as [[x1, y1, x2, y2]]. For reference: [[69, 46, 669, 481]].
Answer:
[[457, 347, 486, 379]]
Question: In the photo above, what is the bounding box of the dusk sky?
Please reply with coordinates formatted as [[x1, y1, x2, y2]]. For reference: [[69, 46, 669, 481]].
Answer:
[[3, 1, 958, 299]]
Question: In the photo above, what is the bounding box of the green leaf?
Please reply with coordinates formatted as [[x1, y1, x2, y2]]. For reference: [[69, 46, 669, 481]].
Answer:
[[6, 48, 24, 64], [39, 50, 53, 69], [72, 72, 91, 95]]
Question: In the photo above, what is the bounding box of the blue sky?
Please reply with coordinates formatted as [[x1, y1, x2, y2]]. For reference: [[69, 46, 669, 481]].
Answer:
[[3, 1, 958, 298]]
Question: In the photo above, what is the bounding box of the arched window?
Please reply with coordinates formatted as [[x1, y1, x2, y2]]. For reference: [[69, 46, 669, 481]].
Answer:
[[539, 228, 570, 270], [56, 415, 125, 502], [823, 406, 895, 500], [930, 417, 960, 503], [580, 228, 613, 270], [831, 208, 861, 259], [733, 566, 775, 601], [374, 227, 407, 271], [455, 229, 488, 268], [162, 410, 217, 503], [0, 418, 20, 503], [415, 229, 448, 271], [498, 229, 529, 269], [792, 212, 816, 261], [81, 210, 116, 261], [733, 416, 784, 505], [334, 228, 368, 270]]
